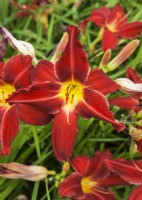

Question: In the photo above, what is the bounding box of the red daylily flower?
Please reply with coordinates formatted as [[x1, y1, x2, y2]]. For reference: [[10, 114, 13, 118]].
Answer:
[[110, 67, 142, 113], [7, 26, 125, 161], [0, 54, 53, 155], [59, 151, 128, 200], [105, 158, 142, 200], [79, 4, 142, 51]]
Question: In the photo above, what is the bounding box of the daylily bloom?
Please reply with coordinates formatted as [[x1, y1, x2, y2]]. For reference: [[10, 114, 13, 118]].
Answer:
[[10, 0, 54, 29], [110, 67, 142, 112], [105, 158, 142, 200], [7, 26, 125, 161], [0, 162, 55, 181], [79, 4, 142, 51], [59, 151, 128, 200], [0, 54, 53, 155]]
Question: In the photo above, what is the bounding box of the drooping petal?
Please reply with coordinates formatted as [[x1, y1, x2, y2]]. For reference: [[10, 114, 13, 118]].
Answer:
[[7, 82, 63, 114], [32, 60, 57, 83], [129, 185, 142, 200], [101, 173, 129, 187], [87, 7, 110, 27], [0, 106, 7, 123], [107, 4, 127, 27], [52, 109, 78, 161], [109, 97, 139, 111], [85, 68, 119, 95], [17, 104, 53, 125], [0, 105, 19, 155], [117, 22, 142, 39], [126, 67, 141, 83], [76, 88, 125, 132], [2, 54, 33, 88], [105, 159, 142, 184], [54, 25, 90, 83], [102, 29, 119, 51], [59, 172, 84, 199], [115, 78, 142, 94]]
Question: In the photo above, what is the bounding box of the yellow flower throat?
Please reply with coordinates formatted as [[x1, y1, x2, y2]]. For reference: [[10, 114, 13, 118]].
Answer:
[[0, 80, 15, 107], [59, 81, 84, 111]]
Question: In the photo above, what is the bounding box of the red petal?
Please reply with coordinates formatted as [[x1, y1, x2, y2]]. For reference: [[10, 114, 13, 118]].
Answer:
[[76, 88, 125, 132], [102, 29, 119, 51], [85, 190, 115, 200], [55, 25, 90, 83], [85, 68, 119, 95], [17, 104, 53, 125], [105, 159, 142, 184], [88, 151, 112, 181], [0, 106, 7, 123], [52, 109, 78, 161], [0, 62, 4, 78], [2, 55, 33, 88], [59, 172, 84, 199], [71, 151, 112, 180], [126, 67, 141, 83], [109, 97, 139, 111], [0, 105, 20, 155], [7, 82, 63, 114], [117, 22, 142, 39], [129, 185, 142, 200], [101, 173, 129, 187], [107, 4, 127, 27], [136, 140, 142, 155], [70, 156, 90, 175], [87, 7, 110, 27], [32, 60, 57, 83]]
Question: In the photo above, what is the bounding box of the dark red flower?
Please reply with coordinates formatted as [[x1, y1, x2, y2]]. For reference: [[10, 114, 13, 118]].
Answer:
[[8, 26, 125, 161], [0, 54, 53, 155], [80, 4, 142, 51], [105, 158, 142, 200], [59, 151, 128, 200]]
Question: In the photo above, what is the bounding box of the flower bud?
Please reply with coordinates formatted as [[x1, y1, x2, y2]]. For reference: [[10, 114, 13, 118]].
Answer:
[[99, 49, 111, 70], [51, 32, 69, 64], [0, 162, 55, 181], [129, 127, 142, 141], [106, 40, 139, 71]]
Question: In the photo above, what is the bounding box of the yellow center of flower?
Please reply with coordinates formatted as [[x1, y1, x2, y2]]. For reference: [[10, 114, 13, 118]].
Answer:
[[59, 81, 84, 111], [0, 80, 15, 107], [81, 176, 99, 194]]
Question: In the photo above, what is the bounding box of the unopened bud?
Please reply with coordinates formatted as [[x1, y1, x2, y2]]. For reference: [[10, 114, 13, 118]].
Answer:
[[0, 162, 55, 181], [51, 32, 69, 64], [106, 40, 139, 71], [99, 49, 111, 70], [129, 127, 142, 141], [62, 162, 70, 173]]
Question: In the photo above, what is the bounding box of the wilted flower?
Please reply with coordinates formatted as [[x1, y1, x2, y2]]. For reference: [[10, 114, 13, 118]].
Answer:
[[59, 151, 128, 200], [0, 27, 38, 64], [7, 26, 125, 161], [110, 67, 142, 112], [0, 162, 55, 181], [79, 4, 142, 51]]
